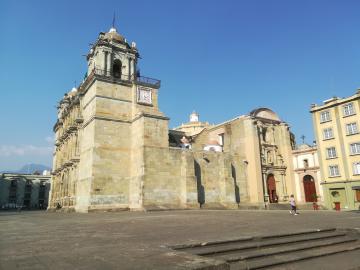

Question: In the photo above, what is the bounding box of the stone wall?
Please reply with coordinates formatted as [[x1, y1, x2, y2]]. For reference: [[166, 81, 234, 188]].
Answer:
[[142, 147, 241, 210]]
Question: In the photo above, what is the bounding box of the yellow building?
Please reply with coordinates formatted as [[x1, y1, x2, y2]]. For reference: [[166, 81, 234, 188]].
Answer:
[[310, 90, 360, 210]]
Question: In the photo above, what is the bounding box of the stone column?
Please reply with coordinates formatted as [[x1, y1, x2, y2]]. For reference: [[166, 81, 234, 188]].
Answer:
[[107, 52, 112, 76], [281, 172, 288, 201], [134, 58, 137, 78], [263, 172, 269, 202]]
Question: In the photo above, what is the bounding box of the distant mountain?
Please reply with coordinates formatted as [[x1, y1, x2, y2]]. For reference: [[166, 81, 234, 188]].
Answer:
[[1, 164, 51, 174]]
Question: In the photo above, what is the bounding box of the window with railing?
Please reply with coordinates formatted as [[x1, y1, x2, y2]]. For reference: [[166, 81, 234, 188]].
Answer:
[[346, 122, 358, 135], [343, 103, 355, 117], [329, 165, 340, 177], [326, 147, 337, 159], [323, 128, 334, 140], [350, 143, 360, 155], [353, 162, 360, 175], [320, 111, 331, 123]]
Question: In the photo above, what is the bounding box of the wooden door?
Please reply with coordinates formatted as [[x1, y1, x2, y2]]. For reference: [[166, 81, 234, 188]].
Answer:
[[267, 175, 277, 203], [303, 175, 317, 202]]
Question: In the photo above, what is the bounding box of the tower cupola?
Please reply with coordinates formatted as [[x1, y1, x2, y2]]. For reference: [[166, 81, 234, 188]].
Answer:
[[86, 23, 138, 82], [190, 111, 199, 122]]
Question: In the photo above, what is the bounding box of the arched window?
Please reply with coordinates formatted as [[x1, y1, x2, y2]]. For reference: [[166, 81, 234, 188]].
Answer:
[[113, 59, 122, 78], [303, 159, 309, 168]]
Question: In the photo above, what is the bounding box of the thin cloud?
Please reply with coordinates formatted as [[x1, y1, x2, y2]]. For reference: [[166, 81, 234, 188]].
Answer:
[[0, 145, 52, 157], [45, 136, 55, 143]]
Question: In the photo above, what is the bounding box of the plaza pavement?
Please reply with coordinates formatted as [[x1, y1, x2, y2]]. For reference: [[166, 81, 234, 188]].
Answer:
[[0, 210, 360, 270]]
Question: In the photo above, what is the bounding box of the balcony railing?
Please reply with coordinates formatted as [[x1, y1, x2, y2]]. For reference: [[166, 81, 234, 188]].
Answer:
[[84, 68, 161, 88]]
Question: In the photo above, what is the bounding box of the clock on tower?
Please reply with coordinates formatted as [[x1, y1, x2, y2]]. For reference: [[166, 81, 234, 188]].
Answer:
[[137, 86, 152, 105]]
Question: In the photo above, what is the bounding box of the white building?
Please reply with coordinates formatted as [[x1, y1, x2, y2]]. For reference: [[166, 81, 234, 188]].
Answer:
[[292, 144, 323, 208]]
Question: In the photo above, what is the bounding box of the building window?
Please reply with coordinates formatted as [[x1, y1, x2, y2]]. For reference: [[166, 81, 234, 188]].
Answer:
[[350, 143, 360, 155], [346, 122, 358, 135], [343, 103, 355, 117], [353, 162, 360, 175], [320, 111, 331, 123], [329, 165, 340, 177], [323, 128, 334, 140], [326, 147, 337, 159]]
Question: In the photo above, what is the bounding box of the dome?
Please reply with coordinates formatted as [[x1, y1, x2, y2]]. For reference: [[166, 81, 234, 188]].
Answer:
[[297, 144, 311, 150], [104, 27, 125, 43], [250, 108, 281, 121], [190, 111, 199, 122]]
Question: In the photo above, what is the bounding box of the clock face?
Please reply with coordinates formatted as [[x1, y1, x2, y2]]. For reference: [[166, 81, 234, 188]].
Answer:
[[137, 87, 152, 105]]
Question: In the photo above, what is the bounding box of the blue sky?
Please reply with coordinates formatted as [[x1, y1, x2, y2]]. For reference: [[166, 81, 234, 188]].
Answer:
[[1, 0, 360, 171]]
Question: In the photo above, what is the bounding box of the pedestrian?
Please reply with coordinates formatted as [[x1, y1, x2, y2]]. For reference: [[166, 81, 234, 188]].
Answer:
[[289, 194, 298, 215]]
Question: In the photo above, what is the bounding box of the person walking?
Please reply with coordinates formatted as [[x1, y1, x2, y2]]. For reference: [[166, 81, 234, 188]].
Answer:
[[289, 194, 298, 215]]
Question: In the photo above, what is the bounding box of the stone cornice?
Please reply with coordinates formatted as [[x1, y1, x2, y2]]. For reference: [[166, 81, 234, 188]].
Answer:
[[82, 113, 169, 129], [82, 115, 132, 129], [294, 166, 320, 172], [310, 92, 360, 113], [132, 113, 170, 123], [292, 148, 317, 154], [320, 179, 360, 185]]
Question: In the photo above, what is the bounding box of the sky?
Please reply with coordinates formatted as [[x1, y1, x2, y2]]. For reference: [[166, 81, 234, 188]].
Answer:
[[1, 0, 360, 171]]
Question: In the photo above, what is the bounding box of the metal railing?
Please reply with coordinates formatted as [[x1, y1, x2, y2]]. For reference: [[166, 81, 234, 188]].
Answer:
[[136, 75, 161, 88], [88, 68, 161, 88]]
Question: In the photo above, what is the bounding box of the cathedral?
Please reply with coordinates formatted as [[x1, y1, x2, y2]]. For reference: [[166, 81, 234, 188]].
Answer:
[[49, 26, 296, 212]]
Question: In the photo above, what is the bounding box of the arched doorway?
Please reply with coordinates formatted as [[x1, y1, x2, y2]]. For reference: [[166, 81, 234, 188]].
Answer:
[[231, 164, 240, 204], [194, 160, 205, 207], [113, 59, 122, 78], [303, 175, 317, 202], [267, 174, 278, 203]]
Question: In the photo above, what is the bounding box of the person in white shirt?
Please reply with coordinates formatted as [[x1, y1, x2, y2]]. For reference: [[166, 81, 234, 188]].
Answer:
[[289, 194, 298, 215]]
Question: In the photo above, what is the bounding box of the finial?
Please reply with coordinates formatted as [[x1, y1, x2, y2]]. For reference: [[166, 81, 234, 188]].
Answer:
[[112, 12, 116, 28], [109, 12, 117, 33], [301, 135, 305, 144]]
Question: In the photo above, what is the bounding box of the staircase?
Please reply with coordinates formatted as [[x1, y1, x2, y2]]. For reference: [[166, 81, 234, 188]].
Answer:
[[171, 228, 360, 269]]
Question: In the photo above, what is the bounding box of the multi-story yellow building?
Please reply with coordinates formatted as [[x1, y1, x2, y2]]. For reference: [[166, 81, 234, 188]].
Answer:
[[311, 90, 360, 210]]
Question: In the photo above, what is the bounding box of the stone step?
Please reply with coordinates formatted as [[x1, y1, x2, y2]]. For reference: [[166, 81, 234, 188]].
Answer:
[[188, 230, 344, 256], [232, 242, 360, 270], [211, 236, 357, 262], [172, 228, 335, 252]]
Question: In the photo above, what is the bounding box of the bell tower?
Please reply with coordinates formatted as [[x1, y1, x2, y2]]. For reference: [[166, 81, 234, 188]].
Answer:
[[75, 23, 169, 212], [86, 26, 138, 81]]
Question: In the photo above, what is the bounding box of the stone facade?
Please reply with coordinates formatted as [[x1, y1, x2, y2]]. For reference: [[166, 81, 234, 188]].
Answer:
[[0, 173, 51, 210], [49, 26, 297, 212], [176, 109, 296, 208]]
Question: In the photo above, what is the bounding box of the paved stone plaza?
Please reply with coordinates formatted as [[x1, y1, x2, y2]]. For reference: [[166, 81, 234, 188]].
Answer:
[[1, 210, 360, 270]]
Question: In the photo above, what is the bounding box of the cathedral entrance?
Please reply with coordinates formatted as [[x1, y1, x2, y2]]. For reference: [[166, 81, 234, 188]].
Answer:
[[267, 174, 278, 203], [303, 175, 317, 202]]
